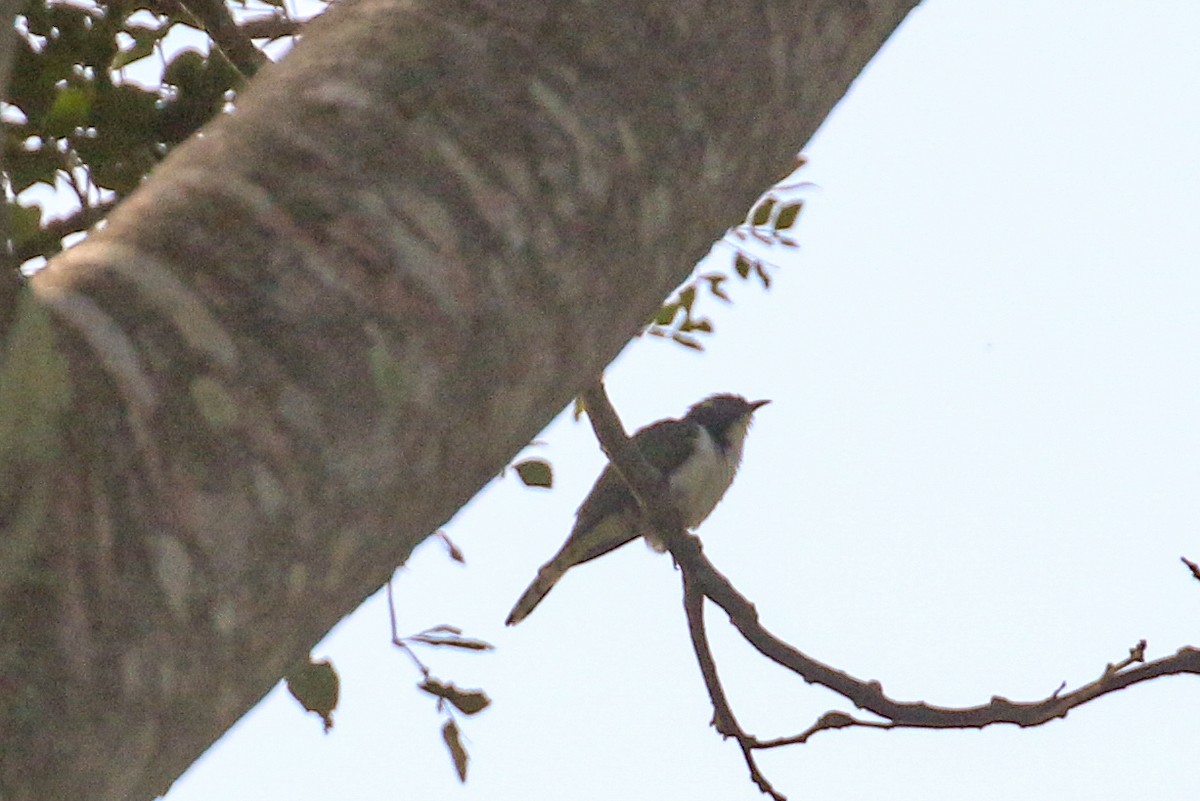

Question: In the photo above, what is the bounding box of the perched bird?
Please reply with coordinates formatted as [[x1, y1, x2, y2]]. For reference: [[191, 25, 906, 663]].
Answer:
[[505, 394, 769, 626]]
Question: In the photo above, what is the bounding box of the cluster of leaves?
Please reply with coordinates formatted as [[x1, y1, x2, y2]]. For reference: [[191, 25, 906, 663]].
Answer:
[[646, 171, 810, 350], [287, 565, 494, 783], [393, 619, 493, 782], [4, 0, 300, 267]]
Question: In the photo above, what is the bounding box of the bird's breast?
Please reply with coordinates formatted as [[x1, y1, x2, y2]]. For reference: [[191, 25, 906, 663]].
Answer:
[[667, 426, 743, 528]]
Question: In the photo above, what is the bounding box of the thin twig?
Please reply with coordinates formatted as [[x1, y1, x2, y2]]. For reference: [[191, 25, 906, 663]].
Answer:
[[684, 572, 785, 801]]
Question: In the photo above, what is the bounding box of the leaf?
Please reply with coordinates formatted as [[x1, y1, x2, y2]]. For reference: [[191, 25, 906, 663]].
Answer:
[[671, 332, 703, 351], [754, 262, 772, 289], [704, 274, 731, 302], [733, 253, 752, 279], [285, 658, 340, 733], [7, 204, 43, 248], [442, 720, 468, 782], [774, 202, 803, 231], [110, 24, 165, 70], [677, 285, 696, 311], [513, 458, 553, 489], [420, 678, 492, 715], [749, 197, 775, 227], [45, 86, 92, 137], [409, 633, 495, 652], [653, 302, 679, 326]]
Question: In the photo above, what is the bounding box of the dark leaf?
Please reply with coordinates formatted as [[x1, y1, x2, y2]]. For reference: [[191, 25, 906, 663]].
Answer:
[[749, 197, 775, 227], [774, 202, 803, 231], [409, 633, 495, 652], [754, 262, 772, 289], [442, 720, 468, 782], [513, 458, 553, 488], [110, 24, 165, 70], [704, 274, 731, 302], [678, 285, 696, 311], [671, 332, 703, 351], [285, 658, 340, 733], [734, 253, 752, 279], [653, 302, 679, 326], [420, 679, 492, 715], [7, 203, 46, 249]]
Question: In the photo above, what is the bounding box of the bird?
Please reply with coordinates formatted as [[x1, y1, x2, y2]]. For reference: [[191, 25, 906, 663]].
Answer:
[[505, 393, 769, 626]]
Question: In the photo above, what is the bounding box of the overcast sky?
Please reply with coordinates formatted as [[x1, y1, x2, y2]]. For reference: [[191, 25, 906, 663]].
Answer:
[[165, 2, 1200, 799]]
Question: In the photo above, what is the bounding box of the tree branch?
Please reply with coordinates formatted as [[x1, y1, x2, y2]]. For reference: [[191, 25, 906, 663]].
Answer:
[[238, 15, 304, 41], [581, 382, 1200, 801], [173, 0, 270, 76], [684, 571, 785, 801]]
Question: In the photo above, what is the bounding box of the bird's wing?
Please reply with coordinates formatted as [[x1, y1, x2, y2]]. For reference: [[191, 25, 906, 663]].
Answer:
[[569, 418, 697, 543]]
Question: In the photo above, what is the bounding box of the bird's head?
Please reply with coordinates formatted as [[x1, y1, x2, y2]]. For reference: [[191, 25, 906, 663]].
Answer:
[[685, 394, 770, 448]]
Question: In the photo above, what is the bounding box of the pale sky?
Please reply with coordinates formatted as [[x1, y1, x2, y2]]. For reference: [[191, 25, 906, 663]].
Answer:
[[164, 2, 1200, 799]]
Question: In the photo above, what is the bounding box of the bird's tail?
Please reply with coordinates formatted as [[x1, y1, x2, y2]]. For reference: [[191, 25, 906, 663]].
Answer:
[[505, 561, 567, 626]]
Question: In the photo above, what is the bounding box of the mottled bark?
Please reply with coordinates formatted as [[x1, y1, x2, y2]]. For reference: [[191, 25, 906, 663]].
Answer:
[[0, 0, 918, 798]]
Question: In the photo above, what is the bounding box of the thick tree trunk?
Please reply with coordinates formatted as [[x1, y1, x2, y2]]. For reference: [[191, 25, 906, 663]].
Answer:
[[0, 0, 918, 798]]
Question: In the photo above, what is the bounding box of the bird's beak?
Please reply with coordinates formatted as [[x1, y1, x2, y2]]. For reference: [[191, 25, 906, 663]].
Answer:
[[750, 399, 771, 411]]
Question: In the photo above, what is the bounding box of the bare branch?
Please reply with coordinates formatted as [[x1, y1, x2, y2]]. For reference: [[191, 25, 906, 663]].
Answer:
[[684, 573, 786, 801], [238, 15, 304, 41], [580, 382, 1200, 800]]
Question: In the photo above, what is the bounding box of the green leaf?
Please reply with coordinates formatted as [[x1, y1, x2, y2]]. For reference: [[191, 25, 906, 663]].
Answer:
[[774, 202, 803, 231], [734, 253, 752, 279], [671, 332, 703, 351], [677, 285, 696, 311], [513, 458, 553, 488], [749, 197, 775, 227], [442, 720, 468, 782], [653, 302, 679, 326], [45, 86, 92, 137], [285, 658, 340, 733], [7, 204, 44, 249]]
